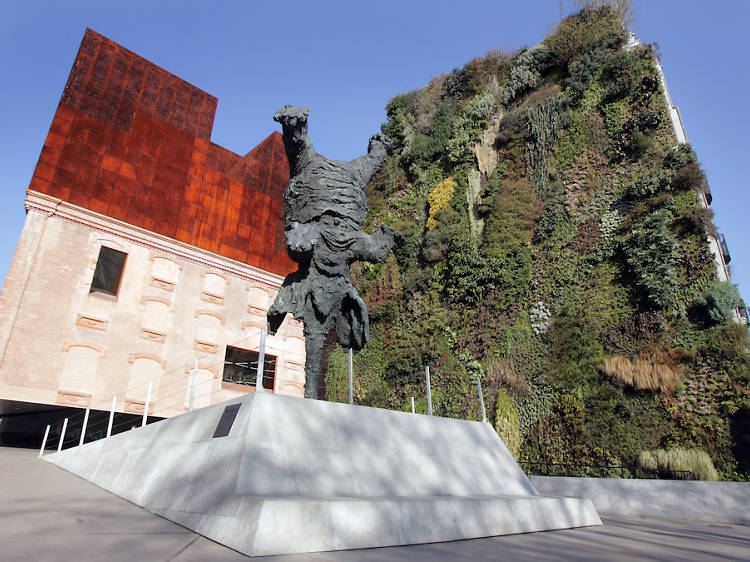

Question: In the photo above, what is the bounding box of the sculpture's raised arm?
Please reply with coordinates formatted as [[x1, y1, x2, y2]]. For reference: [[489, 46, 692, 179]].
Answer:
[[273, 105, 316, 175], [350, 132, 392, 186]]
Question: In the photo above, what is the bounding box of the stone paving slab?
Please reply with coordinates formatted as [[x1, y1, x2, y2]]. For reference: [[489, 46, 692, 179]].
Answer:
[[3, 447, 750, 561]]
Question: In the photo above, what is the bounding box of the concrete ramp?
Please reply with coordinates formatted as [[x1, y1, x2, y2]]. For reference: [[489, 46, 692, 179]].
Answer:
[[44, 392, 600, 556]]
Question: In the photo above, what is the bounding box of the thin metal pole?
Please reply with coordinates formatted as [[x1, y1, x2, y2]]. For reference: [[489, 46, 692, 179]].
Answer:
[[142, 380, 152, 427], [189, 358, 198, 412], [106, 395, 116, 438], [57, 418, 68, 452], [79, 408, 90, 446], [411, 396, 415, 414], [348, 347, 353, 405], [425, 366, 433, 416], [476, 377, 487, 422], [39, 425, 50, 457], [256, 329, 266, 392]]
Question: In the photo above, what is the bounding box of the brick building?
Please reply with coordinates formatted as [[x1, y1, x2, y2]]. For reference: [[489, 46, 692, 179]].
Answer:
[[0, 30, 305, 446]]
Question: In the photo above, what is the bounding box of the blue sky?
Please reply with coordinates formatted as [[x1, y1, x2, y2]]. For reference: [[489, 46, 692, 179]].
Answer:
[[1, 1, 748, 303]]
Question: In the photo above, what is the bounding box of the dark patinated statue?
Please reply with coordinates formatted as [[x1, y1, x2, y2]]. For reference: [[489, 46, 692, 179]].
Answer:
[[267, 105, 403, 399]]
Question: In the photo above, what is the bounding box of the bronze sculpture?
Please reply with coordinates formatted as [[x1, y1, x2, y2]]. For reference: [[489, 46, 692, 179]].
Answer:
[[267, 106, 404, 399]]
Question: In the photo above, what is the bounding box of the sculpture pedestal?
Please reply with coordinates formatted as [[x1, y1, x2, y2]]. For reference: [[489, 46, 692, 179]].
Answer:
[[44, 392, 600, 556]]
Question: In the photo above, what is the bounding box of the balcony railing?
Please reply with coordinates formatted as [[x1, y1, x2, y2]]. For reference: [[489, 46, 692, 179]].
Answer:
[[719, 234, 731, 264]]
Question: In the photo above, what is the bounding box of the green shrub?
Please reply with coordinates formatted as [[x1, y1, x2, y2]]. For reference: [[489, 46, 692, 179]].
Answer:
[[548, 309, 605, 385], [443, 51, 510, 100], [534, 182, 568, 241], [566, 30, 628, 96], [525, 96, 570, 195], [496, 108, 529, 145], [600, 50, 642, 100], [382, 94, 409, 149], [664, 144, 698, 170], [544, 6, 625, 67], [557, 390, 585, 435], [601, 101, 624, 138], [694, 282, 743, 325], [495, 388, 521, 458], [626, 167, 672, 199], [403, 102, 455, 172], [622, 209, 678, 309], [551, 115, 584, 172], [446, 90, 498, 164], [438, 234, 516, 307], [501, 45, 553, 106], [630, 108, 662, 131], [477, 161, 506, 216]]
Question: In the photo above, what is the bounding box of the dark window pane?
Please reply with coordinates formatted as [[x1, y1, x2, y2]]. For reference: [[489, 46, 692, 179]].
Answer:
[[90, 246, 127, 296], [223, 346, 276, 390]]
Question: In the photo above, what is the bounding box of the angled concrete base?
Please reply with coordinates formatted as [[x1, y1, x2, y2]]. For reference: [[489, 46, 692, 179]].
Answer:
[[45, 392, 600, 556], [157, 495, 599, 556]]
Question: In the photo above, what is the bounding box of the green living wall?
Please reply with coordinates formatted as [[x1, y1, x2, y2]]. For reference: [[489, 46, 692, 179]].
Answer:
[[325, 7, 750, 480]]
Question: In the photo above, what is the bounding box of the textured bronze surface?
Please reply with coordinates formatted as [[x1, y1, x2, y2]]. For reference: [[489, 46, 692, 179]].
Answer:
[[267, 106, 403, 399]]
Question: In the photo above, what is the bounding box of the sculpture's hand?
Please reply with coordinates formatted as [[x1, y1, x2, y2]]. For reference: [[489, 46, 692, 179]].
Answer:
[[273, 105, 310, 129], [368, 132, 394, 155], [378, 224, 405, 248], [350, 224, 404, 263]]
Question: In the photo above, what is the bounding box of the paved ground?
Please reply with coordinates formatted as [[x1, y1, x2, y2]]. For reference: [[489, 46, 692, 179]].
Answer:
[[2, 447, 750, 561]]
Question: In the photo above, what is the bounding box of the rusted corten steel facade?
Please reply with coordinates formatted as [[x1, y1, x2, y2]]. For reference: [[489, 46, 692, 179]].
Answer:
[[29, 28, 295, 276]]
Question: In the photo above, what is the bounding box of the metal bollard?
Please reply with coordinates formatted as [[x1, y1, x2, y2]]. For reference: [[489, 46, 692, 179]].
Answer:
[[189, 358, 198, 412], [79, 408, 90, 446], [475, 376, 487, 422], [39, 425, 50, 457], [57, 418, 68, 452], [256, 329, 266, 392], [348, 348, 354, 405], [425, 366, 433, 416], [106, 395, 116, 438], [142, 380, 152, 427]]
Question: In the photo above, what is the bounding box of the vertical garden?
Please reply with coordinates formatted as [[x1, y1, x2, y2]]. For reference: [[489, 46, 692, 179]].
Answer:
[[325, 6, 750, 480]]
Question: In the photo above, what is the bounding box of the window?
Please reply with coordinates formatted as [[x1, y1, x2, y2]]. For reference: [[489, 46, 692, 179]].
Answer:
[[90, 246, 127, 296], [223, 346, 276, 391]]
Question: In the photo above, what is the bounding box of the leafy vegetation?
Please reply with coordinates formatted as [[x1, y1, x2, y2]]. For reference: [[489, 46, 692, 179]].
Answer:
[[694, 282, 743, 325], [324, 5, 750, 480], [639, 448, 719, 481]]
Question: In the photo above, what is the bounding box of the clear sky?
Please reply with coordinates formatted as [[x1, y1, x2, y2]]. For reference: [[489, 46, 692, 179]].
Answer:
[[1, 1, 748, 303]]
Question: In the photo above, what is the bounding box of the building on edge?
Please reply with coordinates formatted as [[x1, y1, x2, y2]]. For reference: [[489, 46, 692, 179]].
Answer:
[[0, 29, 305, 447]]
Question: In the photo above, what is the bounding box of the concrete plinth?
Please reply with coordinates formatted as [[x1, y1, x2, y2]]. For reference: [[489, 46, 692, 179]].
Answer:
[[44, 392, 600, 556]]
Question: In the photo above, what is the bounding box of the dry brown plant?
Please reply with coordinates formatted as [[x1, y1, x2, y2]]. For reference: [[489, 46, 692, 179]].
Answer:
[[601, 346, 684, 393], [486, 356, 528, 395]]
